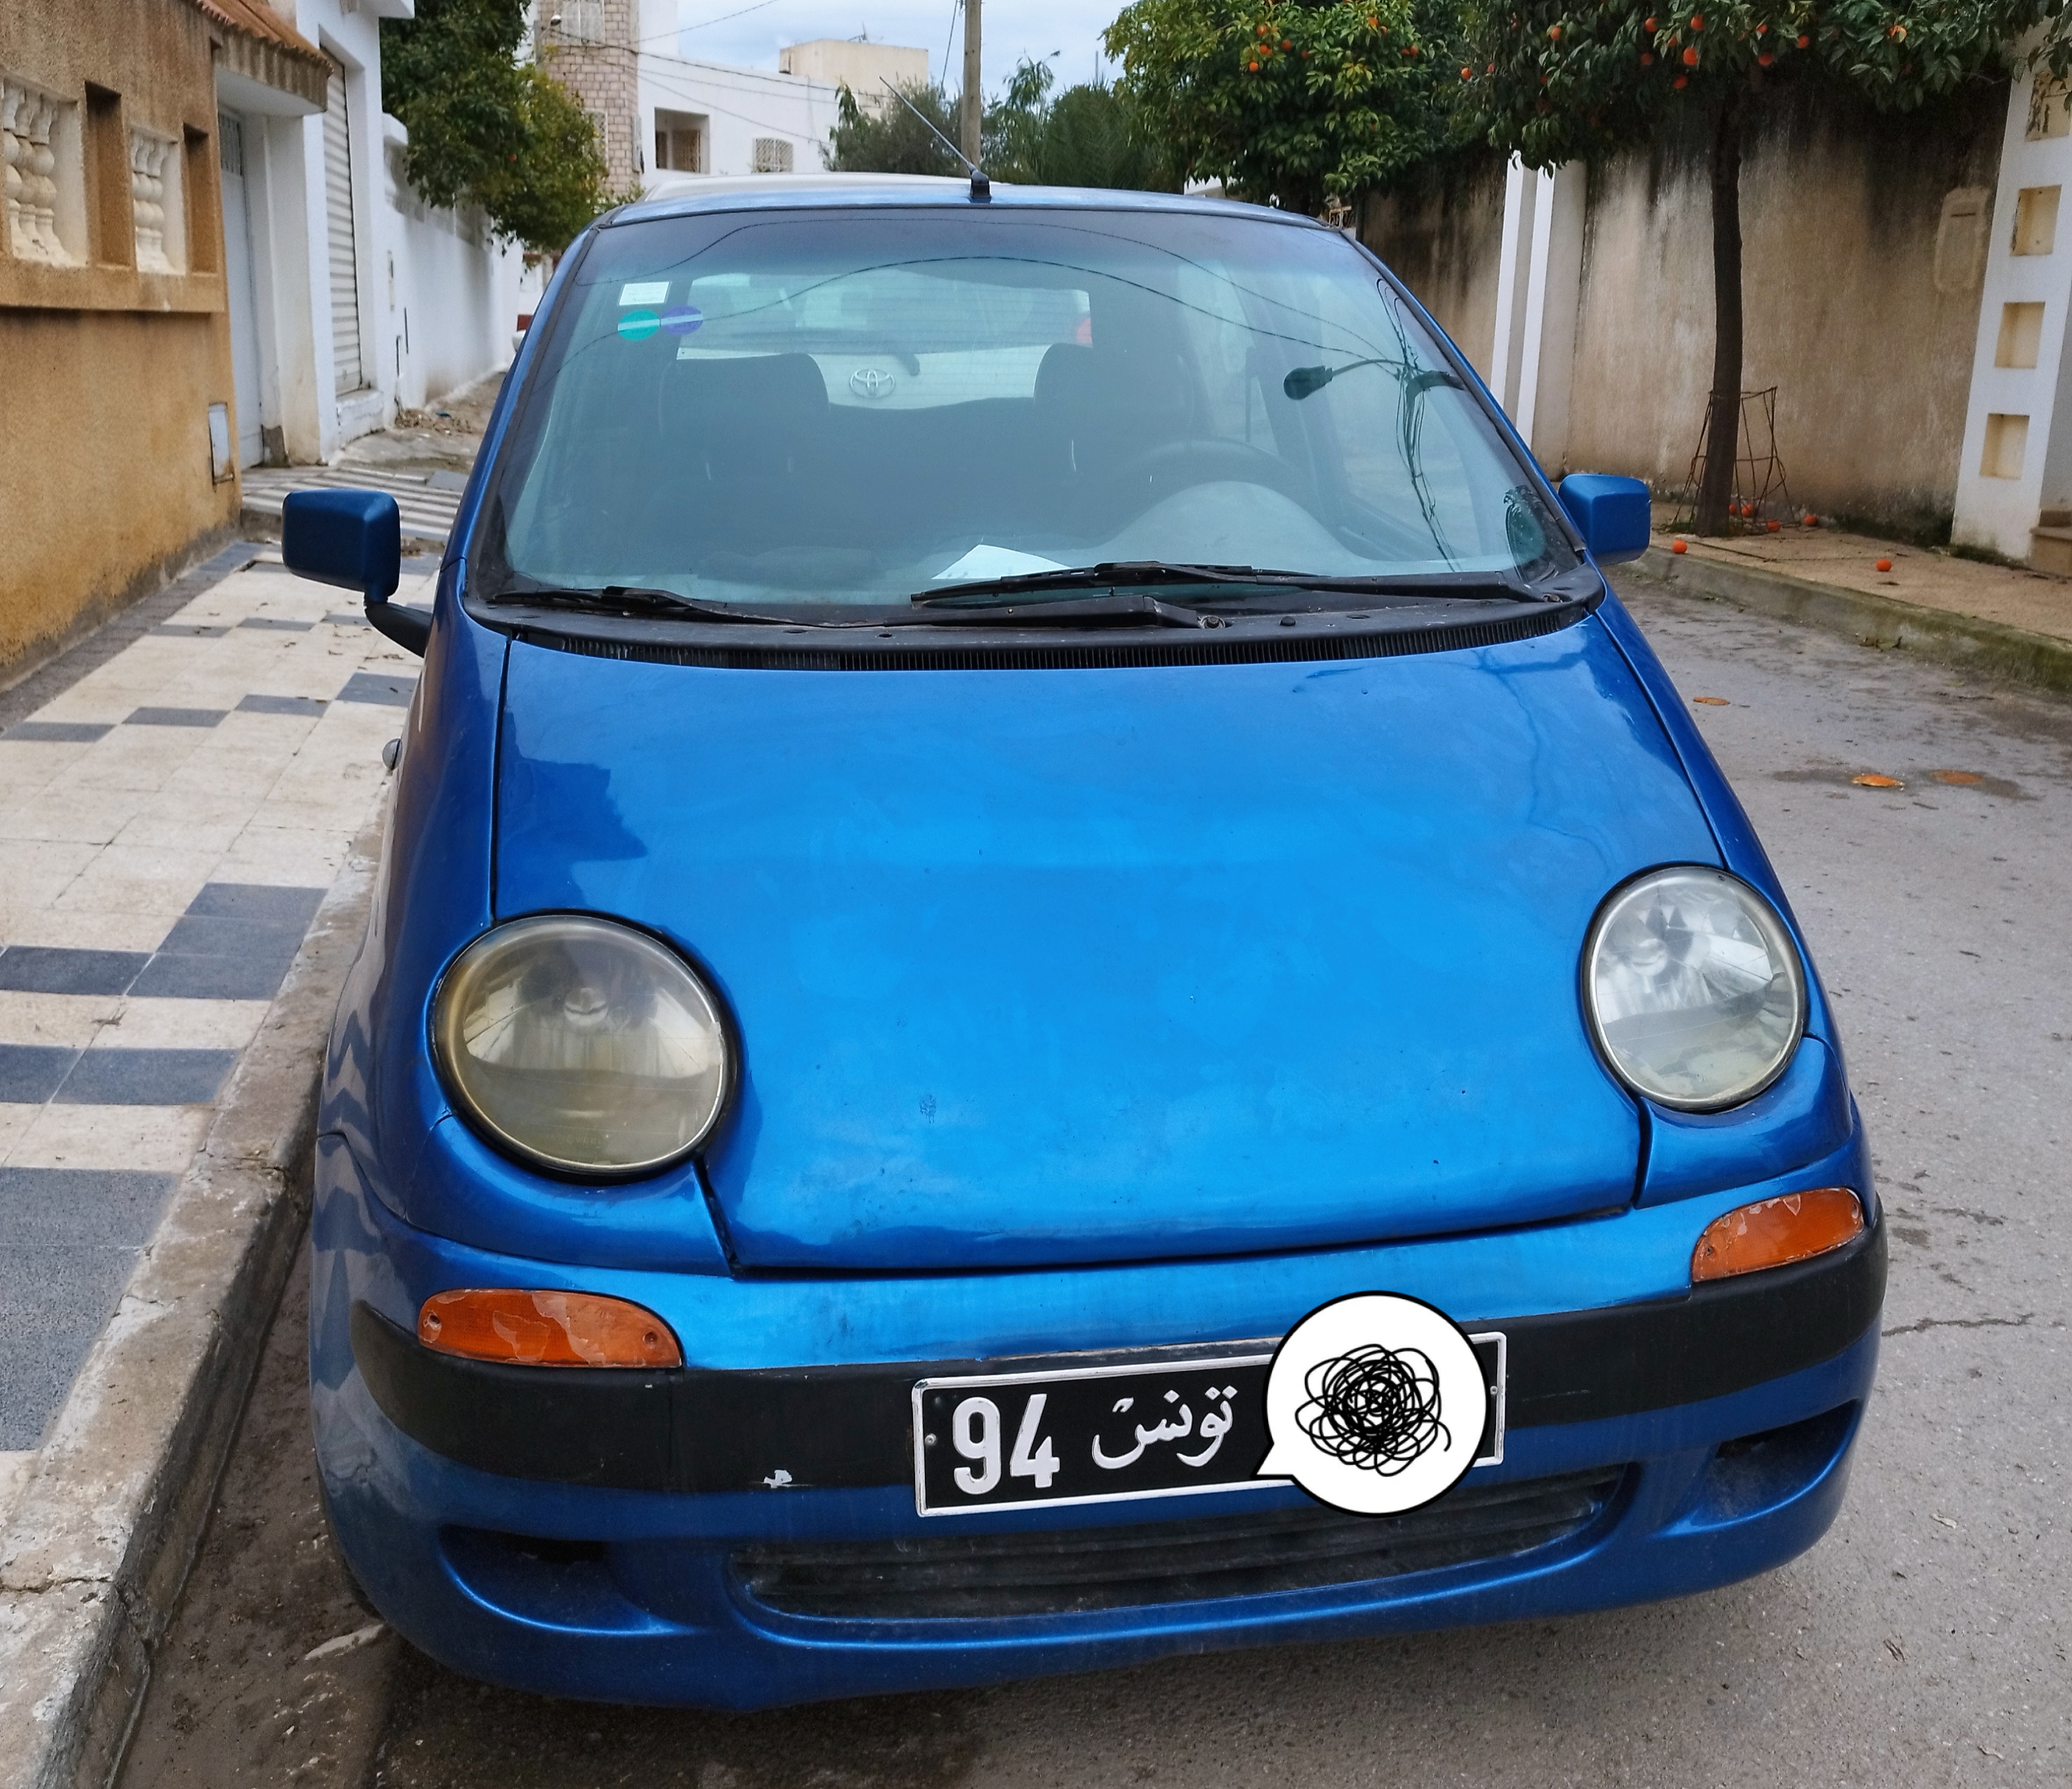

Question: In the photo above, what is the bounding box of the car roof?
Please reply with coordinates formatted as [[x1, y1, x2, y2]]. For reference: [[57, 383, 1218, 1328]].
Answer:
[[611, 173, 1321, 230]]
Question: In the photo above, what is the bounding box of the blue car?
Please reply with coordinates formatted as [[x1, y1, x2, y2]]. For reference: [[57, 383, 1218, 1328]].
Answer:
[[291, 175, 1882, 1710]]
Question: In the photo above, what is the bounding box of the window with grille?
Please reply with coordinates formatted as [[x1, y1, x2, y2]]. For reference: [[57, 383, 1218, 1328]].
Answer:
[[555, 1, 604, 42], [655, 110, 705, 173], [751, 137, 794, 174]]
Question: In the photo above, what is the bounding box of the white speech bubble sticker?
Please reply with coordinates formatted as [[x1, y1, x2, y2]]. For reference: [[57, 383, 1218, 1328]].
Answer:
[[1257, 1293, 1488, 1515]]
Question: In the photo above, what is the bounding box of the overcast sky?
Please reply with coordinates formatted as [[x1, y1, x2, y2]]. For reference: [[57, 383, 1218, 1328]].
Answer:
[[663, 0, 1127, 95]]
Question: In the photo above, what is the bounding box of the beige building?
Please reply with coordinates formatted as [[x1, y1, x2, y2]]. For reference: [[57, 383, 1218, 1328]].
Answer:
[[534, 0, 649, 187], [778, 38, 930, 111], [0, 0, 323, 682]]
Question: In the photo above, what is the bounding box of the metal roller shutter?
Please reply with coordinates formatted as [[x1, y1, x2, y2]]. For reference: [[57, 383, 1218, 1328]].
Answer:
[[323, 59, 365, 396]]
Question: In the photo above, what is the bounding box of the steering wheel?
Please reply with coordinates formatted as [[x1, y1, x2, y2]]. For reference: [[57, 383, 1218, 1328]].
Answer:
[[1113, 438, 1312, 507]]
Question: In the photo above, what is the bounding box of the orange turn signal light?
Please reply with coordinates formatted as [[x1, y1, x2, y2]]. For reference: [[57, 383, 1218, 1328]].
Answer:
[[417, 1289, 682, 1368], [1691, 1187, 1864, 1283]]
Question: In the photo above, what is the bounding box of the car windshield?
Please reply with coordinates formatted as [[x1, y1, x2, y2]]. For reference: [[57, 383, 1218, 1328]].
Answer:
[[486, 201, 1575, 610]]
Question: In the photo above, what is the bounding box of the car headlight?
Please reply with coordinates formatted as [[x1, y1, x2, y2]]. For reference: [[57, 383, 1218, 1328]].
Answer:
[[1582, 866, 1805, 1111], [432, 915, 731, 1176]]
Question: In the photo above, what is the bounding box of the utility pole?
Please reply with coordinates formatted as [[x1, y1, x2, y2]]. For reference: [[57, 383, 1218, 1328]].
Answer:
[[959, 0, 981, 165]]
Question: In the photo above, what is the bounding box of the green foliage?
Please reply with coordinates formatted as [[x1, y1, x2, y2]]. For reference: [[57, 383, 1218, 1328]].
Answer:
[[825, 62, 1176, 191], [381, 0, 613, 251], [1103, 0, 1459, 214], [984, 58, 1179, 188], [1457, 0, 2072, 166], [824, 80, 967, 176]]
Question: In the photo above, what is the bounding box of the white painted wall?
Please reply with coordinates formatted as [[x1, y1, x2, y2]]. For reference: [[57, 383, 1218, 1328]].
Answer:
[[637, 52, 841, 186], [1488, 157, 1586, 477], [379, 113, 526, 411], [1952, 66, 2072, 557], [218, 1, 519, 465]]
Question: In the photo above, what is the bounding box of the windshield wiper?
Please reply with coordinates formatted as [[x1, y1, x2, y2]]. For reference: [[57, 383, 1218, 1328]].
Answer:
[[917, 562, 1540, 606], [488, 582, 1212, 629], [912, 589, 1213, 627], [491, 584, 846, 626]]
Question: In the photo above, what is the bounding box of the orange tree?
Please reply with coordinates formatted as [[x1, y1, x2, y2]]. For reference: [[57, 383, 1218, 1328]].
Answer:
[[1104, 0, 1461, 216], [1457, 1, 2072, 532]]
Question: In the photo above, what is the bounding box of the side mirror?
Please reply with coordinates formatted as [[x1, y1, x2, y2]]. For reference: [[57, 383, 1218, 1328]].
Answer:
[[281, 488, 430, 654], [1555, 474, 1652, 566]]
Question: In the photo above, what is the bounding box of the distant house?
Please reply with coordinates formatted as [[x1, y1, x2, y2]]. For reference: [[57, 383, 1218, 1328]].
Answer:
[[530, 1, 926, 189], [778, 38, 930, 115]]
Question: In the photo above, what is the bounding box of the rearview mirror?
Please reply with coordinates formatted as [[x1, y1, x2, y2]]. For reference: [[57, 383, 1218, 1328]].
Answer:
[[1555, 475, 1652, 566], [281, 488, 429, 654]]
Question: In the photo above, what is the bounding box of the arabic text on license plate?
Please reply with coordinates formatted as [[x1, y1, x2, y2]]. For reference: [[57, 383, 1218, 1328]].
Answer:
[[912, 1338, 1504, 1516]]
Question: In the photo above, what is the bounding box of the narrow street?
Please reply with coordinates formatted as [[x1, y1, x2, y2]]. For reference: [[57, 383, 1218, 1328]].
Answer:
[[118, 581, 2071, 1789]]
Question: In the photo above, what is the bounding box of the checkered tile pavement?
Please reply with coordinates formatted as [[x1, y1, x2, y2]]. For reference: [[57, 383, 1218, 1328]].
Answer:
[[0, 548, 425, 1514]]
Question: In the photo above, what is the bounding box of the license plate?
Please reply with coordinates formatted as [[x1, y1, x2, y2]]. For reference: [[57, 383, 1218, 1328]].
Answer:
[[913, 1335, 1506, 1516]]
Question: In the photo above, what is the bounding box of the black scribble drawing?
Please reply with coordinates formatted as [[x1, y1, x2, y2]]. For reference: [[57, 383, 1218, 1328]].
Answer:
[[1295, 1344, 1450, 1475]]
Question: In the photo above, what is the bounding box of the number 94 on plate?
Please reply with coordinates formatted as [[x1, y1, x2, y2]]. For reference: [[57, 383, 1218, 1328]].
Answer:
[[911, 1355, 1276, 1516]]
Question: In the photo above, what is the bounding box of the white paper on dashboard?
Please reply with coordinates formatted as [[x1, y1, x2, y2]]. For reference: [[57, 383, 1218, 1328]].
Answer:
[[933, 546, 1068, 582]]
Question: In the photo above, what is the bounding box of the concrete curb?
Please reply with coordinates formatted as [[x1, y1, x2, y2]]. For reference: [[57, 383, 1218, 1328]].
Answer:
[[0, 819, 382, 1789], [1625, 545, 2072, 696]]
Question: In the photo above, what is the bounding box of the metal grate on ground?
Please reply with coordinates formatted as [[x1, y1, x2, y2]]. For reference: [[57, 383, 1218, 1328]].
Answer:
[[240, 463, 465, 548]]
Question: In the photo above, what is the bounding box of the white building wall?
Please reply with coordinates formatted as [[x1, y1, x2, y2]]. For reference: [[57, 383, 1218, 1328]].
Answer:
[[1952, 68, 2072, 559], [380, 114, 526, 411], [218, 1, 519, 465], [1488, 157, 1586, 476], [637, 52, 841, 186]]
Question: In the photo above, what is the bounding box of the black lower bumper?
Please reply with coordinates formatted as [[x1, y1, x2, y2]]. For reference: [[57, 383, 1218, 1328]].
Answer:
[[351, 1218, 1885, 1495]]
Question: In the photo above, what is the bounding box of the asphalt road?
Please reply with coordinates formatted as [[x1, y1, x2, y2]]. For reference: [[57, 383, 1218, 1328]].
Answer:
[[118, 577, 2070, 1788]]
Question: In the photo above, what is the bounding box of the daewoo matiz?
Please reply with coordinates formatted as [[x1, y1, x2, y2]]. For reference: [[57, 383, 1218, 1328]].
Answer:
[[291, 173, 1883, 1709]]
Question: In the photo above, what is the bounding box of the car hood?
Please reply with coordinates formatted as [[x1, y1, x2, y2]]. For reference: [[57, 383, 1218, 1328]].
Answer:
[[493, 615, 1718, 1270]]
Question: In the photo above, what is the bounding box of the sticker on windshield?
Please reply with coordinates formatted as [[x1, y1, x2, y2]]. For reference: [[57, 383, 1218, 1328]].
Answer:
[[618, 281, 669, 305], [659, 305, 703, 336], [617, 309, 661, 342], [1257, 1293, 1489, 1515]]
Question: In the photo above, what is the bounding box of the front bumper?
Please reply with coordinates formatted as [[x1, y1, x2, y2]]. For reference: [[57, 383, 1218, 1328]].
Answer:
[[312, 1133, 1883, 1709]]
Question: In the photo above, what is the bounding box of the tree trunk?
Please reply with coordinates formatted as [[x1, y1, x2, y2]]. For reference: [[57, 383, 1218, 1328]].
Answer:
[[1696, 91, 1744, 535]]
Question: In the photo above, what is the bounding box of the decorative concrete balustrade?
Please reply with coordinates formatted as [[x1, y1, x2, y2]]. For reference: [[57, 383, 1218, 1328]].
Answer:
[[129, 127, 178, 272], [1, 77, 73, 265]]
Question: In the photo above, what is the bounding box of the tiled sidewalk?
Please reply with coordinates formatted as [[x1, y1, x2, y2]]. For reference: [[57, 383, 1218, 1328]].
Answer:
[[0, 549, 425, 1518]]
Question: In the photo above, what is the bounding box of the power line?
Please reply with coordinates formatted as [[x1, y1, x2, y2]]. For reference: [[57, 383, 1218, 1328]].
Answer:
[[537, 0, 784, 54], [639, 57, 843, 142]]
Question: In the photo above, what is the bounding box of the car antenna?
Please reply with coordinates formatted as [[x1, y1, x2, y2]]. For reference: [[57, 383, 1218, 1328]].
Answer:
[[879, 78, 990, 202]]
